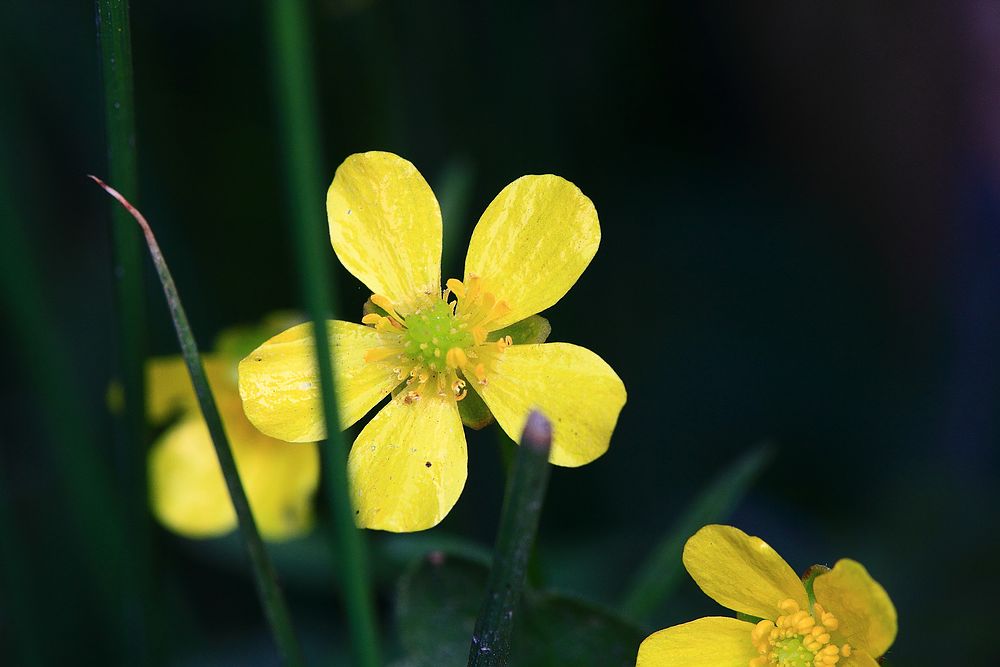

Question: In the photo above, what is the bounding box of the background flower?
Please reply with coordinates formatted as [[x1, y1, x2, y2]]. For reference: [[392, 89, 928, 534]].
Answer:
[[147, 316, 319, 541]]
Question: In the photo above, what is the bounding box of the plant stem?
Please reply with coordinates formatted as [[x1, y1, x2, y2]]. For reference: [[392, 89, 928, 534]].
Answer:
[[469, 411, 553, 667], [619, 441, 774, 623], [263, 2, 381, 665], [95, 0, 152, 660], [91, 177, 306, 667]]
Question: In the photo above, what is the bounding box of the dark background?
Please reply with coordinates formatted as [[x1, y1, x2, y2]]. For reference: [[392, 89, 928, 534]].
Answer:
[[2, 1, 999, 664]]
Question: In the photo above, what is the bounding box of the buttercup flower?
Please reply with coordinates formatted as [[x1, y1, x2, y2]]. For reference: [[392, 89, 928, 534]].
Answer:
[[148, 315, 320, 541], [636, 525, 897, 667], [239, 151, 626, 532]]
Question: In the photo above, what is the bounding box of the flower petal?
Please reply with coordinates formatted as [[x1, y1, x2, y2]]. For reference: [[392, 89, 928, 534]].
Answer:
[[149, 416, 234, 538], [464, 175, 599, 330], [636, 617, 756, 667], [147, 355, 232, 424], [239, 321, 403, 441], [327, 151, 442, 313], [149, 399, 319, 541], [226, 401, 320, 541], [813, 559, 897, 658], [469, 343, 625, 467], [682, 525, 808, 619], [348, 394, 466, 532], [840, 652, 880, 667]]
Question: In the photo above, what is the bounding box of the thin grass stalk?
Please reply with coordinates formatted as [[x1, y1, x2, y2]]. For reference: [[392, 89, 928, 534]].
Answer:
[[263, 1, 381, 665], [469, 411, 554, 667], [619, 441, 774, 622], [91, 177, 306, 667], [94, 1, 152, 660]]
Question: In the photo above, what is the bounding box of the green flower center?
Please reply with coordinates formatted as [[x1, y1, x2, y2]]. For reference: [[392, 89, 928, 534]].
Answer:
[[401, 300, 473, 370], [772, 637, 813, 666]]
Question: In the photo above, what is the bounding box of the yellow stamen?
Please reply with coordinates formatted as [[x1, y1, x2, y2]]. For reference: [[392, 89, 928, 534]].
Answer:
[[371, 294, 404, 322], [749, 598, 847, 667], [446, 347, 468, 368]]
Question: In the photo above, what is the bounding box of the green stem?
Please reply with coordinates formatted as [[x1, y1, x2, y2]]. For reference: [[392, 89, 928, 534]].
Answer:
[[619, 442, 774, 623], [95, 0, 152, 660], [263, 2, 380, 665], [91, 177, 306, 667], [469, 411, 553, 667]]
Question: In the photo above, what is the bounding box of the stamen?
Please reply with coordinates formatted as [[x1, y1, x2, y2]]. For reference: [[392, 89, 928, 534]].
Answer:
[[370, 294, 404, 322], [446, 347, 468, 368], [749, 598, 847, 667]]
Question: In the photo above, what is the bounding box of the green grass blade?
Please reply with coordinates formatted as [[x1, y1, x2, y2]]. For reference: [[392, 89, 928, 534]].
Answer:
[[263, 2, 381, 665], [90, 177, 306, 667], [618, 441, 775, 623], [469, 411, 554, 666], [94, 1, 153, 659]]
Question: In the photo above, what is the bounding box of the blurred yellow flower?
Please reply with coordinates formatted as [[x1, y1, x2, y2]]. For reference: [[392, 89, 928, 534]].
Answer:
[[636, 525, 897, 667], [147, 316, 319, 541], [239, 151, 626, 532]]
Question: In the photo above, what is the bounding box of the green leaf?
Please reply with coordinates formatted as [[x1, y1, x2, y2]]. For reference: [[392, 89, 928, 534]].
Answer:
[[458, 385, 494, 430], [488, 314, 551, 345], [619, 441, 775, 623], [395, 553, 644, 667], [397, 553, 489, 667], [514, 593, 644, 667]]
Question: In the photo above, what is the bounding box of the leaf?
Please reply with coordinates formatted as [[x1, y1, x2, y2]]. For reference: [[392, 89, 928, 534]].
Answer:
[[458, 385, 494, 430], [397, 553, 488, 667], [488, 314, 551, 345], [395, 553, 644, 667], [514, 593, 644, 667]]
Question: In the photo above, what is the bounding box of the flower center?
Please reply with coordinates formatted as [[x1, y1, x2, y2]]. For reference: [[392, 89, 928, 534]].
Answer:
[[401, 299, 473, 368], [360, 275, 513, 404], [749, 599, 852, 667]]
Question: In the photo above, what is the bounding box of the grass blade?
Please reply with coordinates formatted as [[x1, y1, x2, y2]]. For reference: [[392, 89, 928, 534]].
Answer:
[[618, 441, 774, 623], [469, 411, 554, 667], [263, 1, 381, 665], [95, 1, 153, 659], [90, 176, 306, 667]]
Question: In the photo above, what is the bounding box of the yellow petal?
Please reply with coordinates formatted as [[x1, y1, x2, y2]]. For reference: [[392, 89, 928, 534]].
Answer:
[[224, 400, 320, 541], [149, 398, 319, 541], [469, 343, 625, 467], [327, 151, 442, 313], [682, 525, 808, 619], [813, 559, 897, 658], [348, 394, 466, 532], [636, 617, 756, 667], [464, 175, 599, 330], [147, 355, 232, 424], [840, 653, 880, 667], [239, 321, 403, 442], [149, 415, 234, 538]]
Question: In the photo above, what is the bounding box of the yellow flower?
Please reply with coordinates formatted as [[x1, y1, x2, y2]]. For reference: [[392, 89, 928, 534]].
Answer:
[[636, 525, 897, 667], [239, 151, 627, 532], [147, 316, 320, 541]]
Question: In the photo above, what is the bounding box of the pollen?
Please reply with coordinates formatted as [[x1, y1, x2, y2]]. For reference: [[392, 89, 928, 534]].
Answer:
[[359, 281, 515, 405], [749, 599, 851, 667]]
